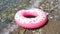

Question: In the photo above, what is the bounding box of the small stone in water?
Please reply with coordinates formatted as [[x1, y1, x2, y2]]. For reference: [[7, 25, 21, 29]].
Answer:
[[50, 16, 53, 19]]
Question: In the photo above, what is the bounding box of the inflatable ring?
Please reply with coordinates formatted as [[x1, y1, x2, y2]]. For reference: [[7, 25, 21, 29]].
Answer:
[[14, 8, 47, 29]]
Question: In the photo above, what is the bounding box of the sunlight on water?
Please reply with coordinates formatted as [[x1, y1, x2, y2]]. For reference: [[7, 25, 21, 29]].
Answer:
[[0, 24, 18, 34], [25, 0, 43, 9]]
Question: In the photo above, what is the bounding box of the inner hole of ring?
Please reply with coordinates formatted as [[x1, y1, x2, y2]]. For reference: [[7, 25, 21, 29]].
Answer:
[[23, 12, 37, 18], [24, 15, 36, 18]]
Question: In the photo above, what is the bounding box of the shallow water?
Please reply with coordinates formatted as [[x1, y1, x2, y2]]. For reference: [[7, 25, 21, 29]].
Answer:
[[0, 0, 60, 34]]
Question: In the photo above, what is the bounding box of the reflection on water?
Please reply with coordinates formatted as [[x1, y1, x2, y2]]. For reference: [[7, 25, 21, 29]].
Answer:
[[0, 24, 18, 34]]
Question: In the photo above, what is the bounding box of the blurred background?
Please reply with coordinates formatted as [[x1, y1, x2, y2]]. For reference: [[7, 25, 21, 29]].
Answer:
[[0, 0, 60, 34]]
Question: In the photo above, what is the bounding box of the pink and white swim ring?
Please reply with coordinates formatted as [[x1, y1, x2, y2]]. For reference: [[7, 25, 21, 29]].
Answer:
[[14, 8, 47, 29]]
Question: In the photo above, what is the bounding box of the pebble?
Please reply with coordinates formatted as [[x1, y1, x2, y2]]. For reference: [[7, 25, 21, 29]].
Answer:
[[32, 30, 36, 33], [14, 8, 18, 10], [0, 17, 1, 19], [46, 12, 49, 15], [50, 16, 53, 19], [34, 32, 40, 34]]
